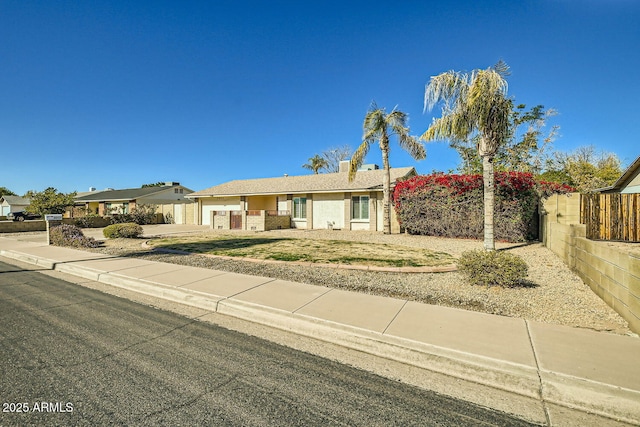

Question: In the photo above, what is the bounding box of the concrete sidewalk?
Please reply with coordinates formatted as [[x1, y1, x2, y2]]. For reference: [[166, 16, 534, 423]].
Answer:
[[1, 236, 639, 426]]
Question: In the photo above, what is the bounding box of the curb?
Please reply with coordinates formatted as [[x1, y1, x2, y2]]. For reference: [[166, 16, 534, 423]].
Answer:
[[1, 248, 638, 425]]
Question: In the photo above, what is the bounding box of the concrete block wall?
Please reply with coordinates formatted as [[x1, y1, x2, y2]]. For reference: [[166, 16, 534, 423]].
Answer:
[[212, 212, 230, 230], [573, 238, 640, 333], [264, 213, 290, 230], [215, 211, 290, 231], [542, 194, 640, 333], [0, 220, 47, 233], [245, 212, 264, 231], [0, 218, 86, 233], [184, 203, 195, 225]]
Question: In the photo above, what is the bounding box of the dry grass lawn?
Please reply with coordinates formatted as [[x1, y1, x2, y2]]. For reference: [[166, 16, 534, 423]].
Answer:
[[149, 233, 455, 268]]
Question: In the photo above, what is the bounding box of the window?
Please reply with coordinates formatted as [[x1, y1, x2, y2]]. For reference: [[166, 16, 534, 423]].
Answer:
[[293, 197, 307, 219], [106, 202, 128, 214], [352, 196, 369, 220]]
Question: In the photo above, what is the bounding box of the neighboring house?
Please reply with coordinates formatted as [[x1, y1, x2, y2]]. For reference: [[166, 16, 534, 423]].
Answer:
[[582, 155, 640, 242], [0, 196, 31, 217], [186, 163, 416, 233], [600, 155, 640, 194], [75, 182, 194, 224]]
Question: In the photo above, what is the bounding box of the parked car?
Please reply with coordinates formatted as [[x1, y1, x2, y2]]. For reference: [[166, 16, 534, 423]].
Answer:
[[7, 211, 42, 221]]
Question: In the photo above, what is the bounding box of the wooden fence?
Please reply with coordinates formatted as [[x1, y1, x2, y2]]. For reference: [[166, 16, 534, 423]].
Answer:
[[581, 193, 640, 241]]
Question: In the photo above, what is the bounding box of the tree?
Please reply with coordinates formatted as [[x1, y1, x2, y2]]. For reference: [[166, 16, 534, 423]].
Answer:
[[540, 146, 622, 192], [349, 102, 426, 234], [321, 145, 352, 173], [505, 104, 559, 173], [141, 182, 166, 188], [422, 61, 512, 250], [0, 187, 17, 196], [451, 104, 559, 174], [302, 154, 328, 174], [24, 187, 77, 215]]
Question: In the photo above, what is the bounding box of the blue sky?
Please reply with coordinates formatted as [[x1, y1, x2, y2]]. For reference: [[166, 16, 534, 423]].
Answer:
[[1, 0, 638, 195]]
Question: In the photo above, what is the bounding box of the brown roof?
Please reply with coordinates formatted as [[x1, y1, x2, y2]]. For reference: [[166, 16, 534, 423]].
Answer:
[[188, 167, 416, 197]]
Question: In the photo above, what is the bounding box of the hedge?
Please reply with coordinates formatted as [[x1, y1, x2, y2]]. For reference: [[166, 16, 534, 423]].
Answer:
[[393, 172, 573, 242]]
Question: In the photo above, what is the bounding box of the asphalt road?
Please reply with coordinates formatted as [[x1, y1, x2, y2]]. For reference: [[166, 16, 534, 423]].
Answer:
[[0, 260, 538, 426]]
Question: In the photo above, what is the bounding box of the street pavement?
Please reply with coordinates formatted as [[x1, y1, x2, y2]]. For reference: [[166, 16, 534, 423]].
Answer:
[[0, 261, 538, 426], [1, 227, 639, 426]]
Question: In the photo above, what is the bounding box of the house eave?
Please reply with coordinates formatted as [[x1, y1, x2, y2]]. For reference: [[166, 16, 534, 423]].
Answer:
[[186, 186, 392, 199]]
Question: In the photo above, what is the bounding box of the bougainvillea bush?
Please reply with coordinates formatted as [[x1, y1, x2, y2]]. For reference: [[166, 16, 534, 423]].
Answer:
[[393, 172, 573, 242]]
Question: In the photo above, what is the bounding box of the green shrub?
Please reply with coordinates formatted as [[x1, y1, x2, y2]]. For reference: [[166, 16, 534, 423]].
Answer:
[[457, 250, 528, 287], [50, 224, 99, 248], [103, 223, 143, 239], [109, 204, 158, 225]]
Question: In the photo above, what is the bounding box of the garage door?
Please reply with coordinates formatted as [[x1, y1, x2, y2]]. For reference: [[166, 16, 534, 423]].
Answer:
[[312, 194, 344, 229], [201, 199, 241, 225]]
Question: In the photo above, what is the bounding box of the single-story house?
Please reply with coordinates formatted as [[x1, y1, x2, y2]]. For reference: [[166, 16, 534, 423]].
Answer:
[[74, 182, 195, 224], [0, 196, 31, 217], [600, 155, 640, 194], [186, 163, 416, 233]]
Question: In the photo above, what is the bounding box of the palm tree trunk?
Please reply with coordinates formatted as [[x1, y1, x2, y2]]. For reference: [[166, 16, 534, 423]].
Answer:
[[482, 155, 495, 250], [382, 146, 391, 234]]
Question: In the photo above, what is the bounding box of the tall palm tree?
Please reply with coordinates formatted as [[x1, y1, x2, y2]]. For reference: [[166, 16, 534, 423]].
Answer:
[[349, 103, 426, 234], [302, 154, 328, 174], [421, 61, 512, 250]]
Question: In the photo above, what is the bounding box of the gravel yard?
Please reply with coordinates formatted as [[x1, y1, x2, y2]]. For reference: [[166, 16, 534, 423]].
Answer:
[[88, 228, 633, 336]]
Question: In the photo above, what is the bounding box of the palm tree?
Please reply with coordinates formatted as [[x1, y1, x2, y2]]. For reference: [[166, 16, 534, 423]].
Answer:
[[349, 102, 426, 234], [421, 61, 512, 250], [302, 154, 328, 174]]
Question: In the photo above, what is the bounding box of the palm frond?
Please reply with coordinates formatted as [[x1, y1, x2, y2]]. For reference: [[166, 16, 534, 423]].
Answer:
[[348, 141, 370, 181], [492, 59, 511, 77], [397, 132, 426, 160], [424, 71, 469, 113]]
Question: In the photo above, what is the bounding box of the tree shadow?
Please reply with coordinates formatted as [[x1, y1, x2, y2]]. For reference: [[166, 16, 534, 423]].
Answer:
[[496, 240, 542, 251], [512, 279, 539, 288], [152, 237, 292, 254]]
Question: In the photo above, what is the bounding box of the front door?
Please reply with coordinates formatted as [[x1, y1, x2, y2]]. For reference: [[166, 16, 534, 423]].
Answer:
[[230, 211, 242, 229]]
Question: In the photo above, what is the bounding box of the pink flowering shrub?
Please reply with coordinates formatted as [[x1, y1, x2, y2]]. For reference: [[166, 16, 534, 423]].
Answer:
[[393, 172, 573, 242]]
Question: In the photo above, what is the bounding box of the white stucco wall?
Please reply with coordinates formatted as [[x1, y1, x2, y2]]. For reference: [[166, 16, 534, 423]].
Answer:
[[291, 220, 307, 229], [622, 186, 640, 194], [1, 201, 28, 216], [312, 193, 345, 229], [277, 196, 288, 211]]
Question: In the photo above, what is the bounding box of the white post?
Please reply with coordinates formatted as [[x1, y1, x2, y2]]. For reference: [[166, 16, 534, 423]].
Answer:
[[44, 214, 63, 245]]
